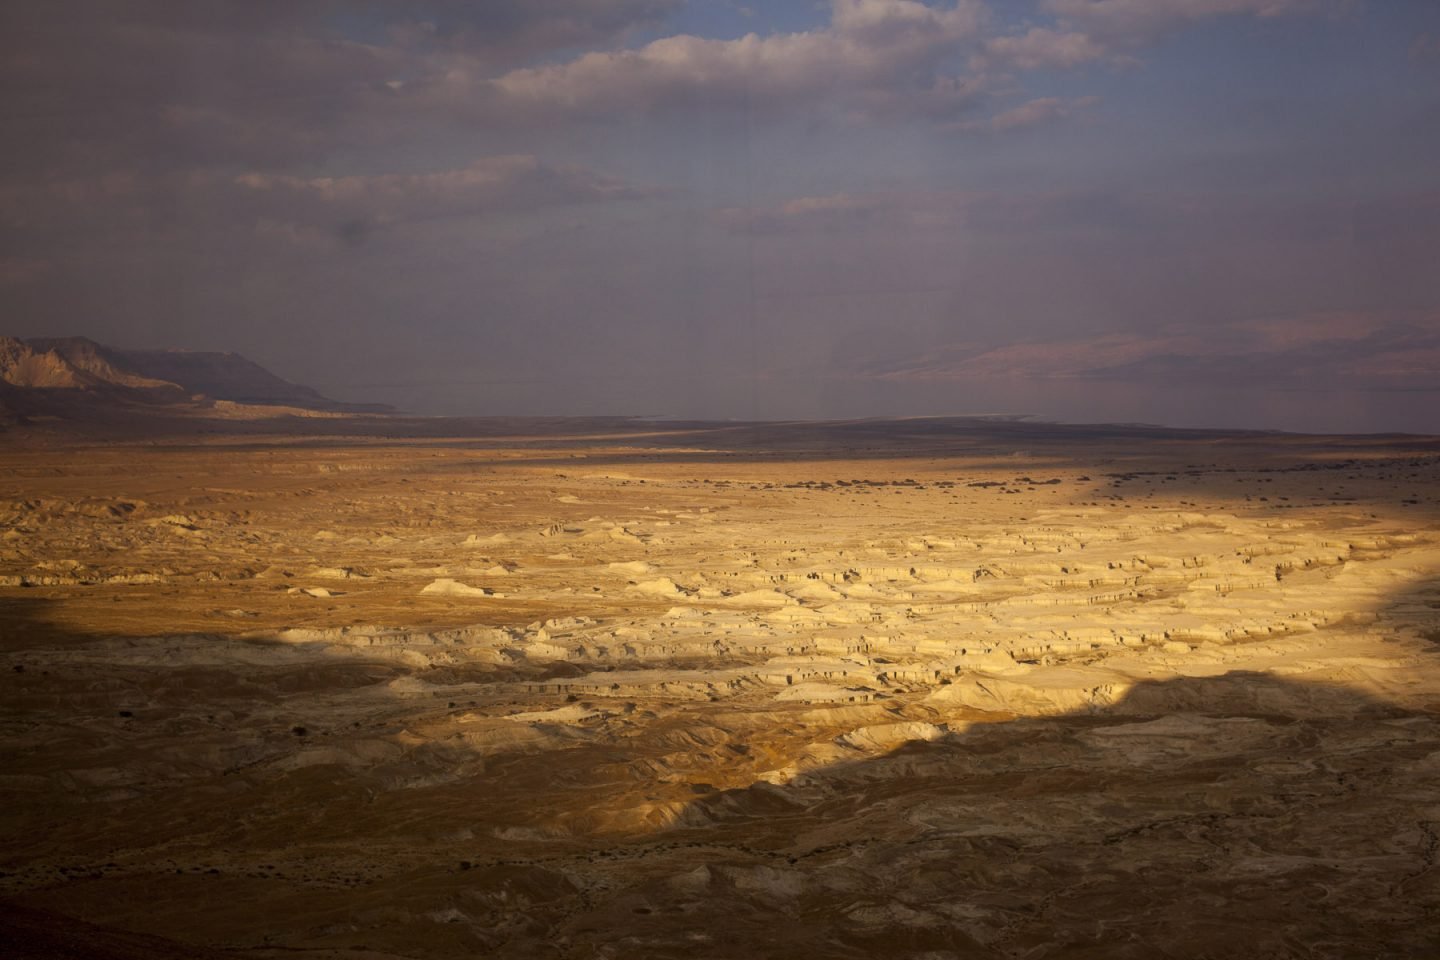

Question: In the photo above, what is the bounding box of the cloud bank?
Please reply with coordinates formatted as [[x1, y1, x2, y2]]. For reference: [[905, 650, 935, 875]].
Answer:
[[862, 313, 1440, 392]]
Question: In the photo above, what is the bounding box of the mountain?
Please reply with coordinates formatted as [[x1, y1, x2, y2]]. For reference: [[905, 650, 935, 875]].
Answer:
[[0, 336, 389, 424], [106, 345, 334, 407], [2, 336, 177, 391]]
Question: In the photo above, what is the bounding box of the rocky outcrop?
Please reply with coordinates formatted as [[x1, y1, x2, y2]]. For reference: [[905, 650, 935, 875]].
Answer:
[[0, 334, 390, 420]]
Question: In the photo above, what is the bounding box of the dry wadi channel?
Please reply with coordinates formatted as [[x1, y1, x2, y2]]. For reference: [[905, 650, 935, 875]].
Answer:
[[1, 420, 1439, 959]]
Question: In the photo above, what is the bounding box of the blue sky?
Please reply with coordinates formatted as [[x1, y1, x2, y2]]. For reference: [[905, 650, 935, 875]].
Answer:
[[2, 1, 1438, 431]]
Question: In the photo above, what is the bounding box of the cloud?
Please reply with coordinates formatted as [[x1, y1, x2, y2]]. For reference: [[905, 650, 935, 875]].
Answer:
[[984, 95, 1099, 130], [4, 2, 679, 67], [983, 27, 1112, 70], [0, 155, 645, 256], [486, 0, 989, 121], [379, 0, 682, 66], [717, 190, 990, 234], [0, 258, 54, 286], [0, 6, 399, 177], [980, 0, 1333, 73], [717, 193, 893, 234], [233, 155, 642, 225], [860, 312, 1440, 391], [0, 1, 680, 179], [0, 0, 1344, 189], [714, 184, 1118, 234], [1041, 0, 1328, 45], [1412, 32, 1440, 62]]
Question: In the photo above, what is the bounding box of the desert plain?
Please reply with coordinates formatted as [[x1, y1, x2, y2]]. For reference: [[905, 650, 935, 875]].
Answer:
[[2, 416, 1439, 959]]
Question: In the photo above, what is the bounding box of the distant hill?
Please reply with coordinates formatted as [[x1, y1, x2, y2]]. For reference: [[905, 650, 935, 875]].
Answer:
[[0, 336, 390, 424]]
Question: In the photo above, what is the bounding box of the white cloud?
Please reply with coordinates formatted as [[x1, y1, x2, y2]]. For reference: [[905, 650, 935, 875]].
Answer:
[[487, 0, 988, 121], [984, 27, 1111, 70]]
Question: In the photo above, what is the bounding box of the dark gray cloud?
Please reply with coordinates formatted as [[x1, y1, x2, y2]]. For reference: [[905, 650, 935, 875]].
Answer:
[[0, 1, 679, 177], [1, 4, 393, 176], [231, 156, 647, 235], [0, 154, 647, 262]]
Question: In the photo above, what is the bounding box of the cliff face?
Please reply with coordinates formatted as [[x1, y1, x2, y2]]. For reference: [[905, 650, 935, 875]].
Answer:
[[1, 336, 83, 388], [16, 337, 180, 390], [0, 336, 383, 422]]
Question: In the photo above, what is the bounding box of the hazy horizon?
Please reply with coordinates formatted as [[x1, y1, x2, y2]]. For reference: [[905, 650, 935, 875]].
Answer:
[[4, 2, 1438, 433]]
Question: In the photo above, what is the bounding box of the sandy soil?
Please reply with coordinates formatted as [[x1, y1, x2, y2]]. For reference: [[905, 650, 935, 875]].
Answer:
[[2, 418, 1438, 958]]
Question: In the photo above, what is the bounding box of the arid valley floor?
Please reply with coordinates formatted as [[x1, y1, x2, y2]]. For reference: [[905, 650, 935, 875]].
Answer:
[[3, 417, 1439, 959]]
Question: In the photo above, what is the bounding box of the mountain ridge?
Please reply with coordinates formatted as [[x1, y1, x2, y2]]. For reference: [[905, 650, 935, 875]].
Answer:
[[0, 336, 391, 423]]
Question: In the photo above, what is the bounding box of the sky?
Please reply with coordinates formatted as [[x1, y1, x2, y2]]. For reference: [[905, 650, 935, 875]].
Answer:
[[2, 0, 1439, 432]]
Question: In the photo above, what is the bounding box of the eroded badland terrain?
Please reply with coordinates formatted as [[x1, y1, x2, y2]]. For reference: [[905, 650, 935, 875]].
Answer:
[[3, 418, 1440, 959]]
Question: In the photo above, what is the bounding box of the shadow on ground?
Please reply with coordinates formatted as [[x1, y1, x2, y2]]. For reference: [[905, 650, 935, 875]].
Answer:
[[518, 667, 1440, 960], [2, 583, 1439, 959]]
